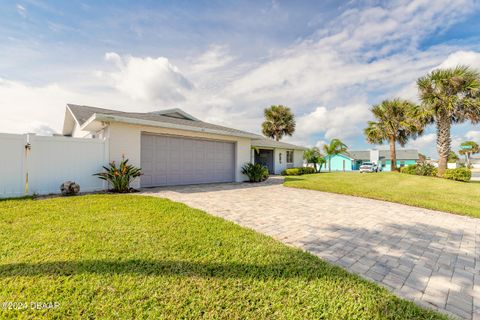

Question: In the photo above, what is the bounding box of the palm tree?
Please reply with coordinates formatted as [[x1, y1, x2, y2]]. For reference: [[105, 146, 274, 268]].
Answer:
[[322, 139, 348, 172], [459, 141, 479, 168], [261, 105, 295, 141], [303, 147, 322, 172], [417, 65, 480, 175], [364, 98, 423, 172], [448, 151, 459, 163]]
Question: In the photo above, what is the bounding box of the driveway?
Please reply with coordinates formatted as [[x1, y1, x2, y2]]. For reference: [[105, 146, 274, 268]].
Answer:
[[142, 177, 480, 319]]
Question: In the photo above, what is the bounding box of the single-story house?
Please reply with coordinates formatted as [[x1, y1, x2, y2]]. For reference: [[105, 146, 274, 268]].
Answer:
[[324, 149, 419, 172], [63, 104, 306, 187]]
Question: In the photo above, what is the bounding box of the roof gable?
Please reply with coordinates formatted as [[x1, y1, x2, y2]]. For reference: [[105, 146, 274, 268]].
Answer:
[[148, 108, 199, 121], [65, 104, 260, 139]]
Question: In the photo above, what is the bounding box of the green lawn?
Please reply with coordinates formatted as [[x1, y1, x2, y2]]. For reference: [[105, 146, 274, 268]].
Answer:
[[0, 195, 443, 319], [284, 172, 480, 218]]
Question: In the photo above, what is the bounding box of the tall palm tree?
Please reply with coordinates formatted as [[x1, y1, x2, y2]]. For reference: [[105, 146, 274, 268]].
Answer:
[[364, 98, 423, 172], [323, 139, 348, 172], [459, 141, 479, 168], [417, 65, 480, 175], [261, 105, 295, 141]]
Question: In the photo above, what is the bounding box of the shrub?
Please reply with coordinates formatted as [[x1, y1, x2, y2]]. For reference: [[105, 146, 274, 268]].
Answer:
[[300, 167, 316, 174], [401, 163, 438, 177], [241, 163, 269, 182], [282, 167, 316, 176], [400, 164, 417, 175], [415, 163, 437, 176], [282, 168, 301, 176], [95, 158, 142, 192], [443, 168, 471, 182]]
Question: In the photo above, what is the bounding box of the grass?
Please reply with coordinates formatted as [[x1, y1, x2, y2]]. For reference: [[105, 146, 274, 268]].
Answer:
[[284, 172, 480, 218], [0, 195, 444, 319]]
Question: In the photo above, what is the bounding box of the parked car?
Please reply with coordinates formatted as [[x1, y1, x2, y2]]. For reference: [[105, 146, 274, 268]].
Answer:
[[359, 162, 378, 173]]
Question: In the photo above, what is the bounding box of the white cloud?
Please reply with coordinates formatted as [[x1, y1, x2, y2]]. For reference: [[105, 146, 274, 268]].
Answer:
[[16, 4, 26, 18], [296, 103, 371, 140], [189, 45, 234, 74], [102, 53, 193, 103], [437, 50, 480, 70], [407, 133, 436, 151], [466, 130, 480, 141], [0, 79, 72, 134]]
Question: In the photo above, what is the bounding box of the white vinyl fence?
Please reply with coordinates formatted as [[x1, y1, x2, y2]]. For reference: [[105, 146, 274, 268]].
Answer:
[[0, 133, 108, 198]]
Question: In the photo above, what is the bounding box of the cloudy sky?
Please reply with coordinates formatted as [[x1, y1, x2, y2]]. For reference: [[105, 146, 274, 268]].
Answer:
[[1, 0, 480, 156]]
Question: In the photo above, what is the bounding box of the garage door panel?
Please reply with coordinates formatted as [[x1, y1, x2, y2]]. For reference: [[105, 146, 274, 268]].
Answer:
[[141, 134, 235, 187]]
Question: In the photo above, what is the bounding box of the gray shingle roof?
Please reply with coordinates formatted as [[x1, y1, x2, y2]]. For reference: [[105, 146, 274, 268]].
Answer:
[[347, 151, 370, 160], [251, 138, 307, 150], [67, 104, 262, 138], [347, 149, 419, 160], [379, 149, 419, 160]]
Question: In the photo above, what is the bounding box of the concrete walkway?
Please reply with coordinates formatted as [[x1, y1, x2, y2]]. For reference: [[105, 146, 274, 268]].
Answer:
[[142, 177, 480, 319]]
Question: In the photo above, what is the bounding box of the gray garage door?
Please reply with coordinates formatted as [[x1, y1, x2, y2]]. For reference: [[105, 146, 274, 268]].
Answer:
[[140, 134, 235, 187]]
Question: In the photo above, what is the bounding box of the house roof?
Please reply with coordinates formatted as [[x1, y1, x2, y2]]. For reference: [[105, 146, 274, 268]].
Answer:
[[324, 153, 354, 160], [379, 149, 419, 160], [251, 138, 307, 150], [347, 151, 370, 160], [347, 149, 419, 160], [64, 104, 262, 139]]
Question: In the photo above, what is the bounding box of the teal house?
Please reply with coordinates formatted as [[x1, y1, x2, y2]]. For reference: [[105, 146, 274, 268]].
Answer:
[[324, 154, 354, 171], [323, 149, 419, 171]]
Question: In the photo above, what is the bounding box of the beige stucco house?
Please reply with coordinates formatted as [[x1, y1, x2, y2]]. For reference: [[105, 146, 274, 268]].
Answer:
[[62, 104, 306, 187]]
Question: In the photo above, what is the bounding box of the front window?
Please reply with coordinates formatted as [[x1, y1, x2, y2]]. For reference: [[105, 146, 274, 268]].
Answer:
[[279, 152, 282, 164], [286, 150, 294, 163]]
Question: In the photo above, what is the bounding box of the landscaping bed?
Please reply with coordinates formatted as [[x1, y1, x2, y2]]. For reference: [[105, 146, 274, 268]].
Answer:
[[0, 195, 443, 319]]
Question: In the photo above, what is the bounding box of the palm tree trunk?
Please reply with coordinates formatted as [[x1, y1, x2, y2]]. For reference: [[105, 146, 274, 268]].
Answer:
[[328, 157, 331, 172], [389, 137, 397, 172], [436, 116, 451, 176]]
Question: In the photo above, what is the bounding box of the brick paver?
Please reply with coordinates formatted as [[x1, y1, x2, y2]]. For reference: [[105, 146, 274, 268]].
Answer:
[[142, 177, 480, 319]]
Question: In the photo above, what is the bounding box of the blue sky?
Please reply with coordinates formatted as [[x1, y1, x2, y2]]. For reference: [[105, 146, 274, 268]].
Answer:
[[1, 0, 480, 157]]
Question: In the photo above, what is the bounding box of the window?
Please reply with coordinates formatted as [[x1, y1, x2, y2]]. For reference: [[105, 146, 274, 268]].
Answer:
[[286, 150, 294, 163], [279, 152, 282, 164]]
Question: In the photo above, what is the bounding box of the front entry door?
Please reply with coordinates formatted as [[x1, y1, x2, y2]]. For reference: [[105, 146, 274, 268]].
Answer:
[[254, 149, 274, 174]]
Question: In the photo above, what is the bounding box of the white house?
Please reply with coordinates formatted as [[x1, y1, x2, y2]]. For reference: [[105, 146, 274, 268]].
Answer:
[[63, 104, 306, 187]]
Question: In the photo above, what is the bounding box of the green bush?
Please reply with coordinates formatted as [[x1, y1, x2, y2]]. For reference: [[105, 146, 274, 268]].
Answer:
[[241, 163, 269, 182], [95, 158, 142, 192], [400, 164, 417, 175], [300, 167, 316, 174], [401, 163, 438, 177], [282, 168, 301, 176], [415, 163, 437, 176], [443, 168, 471, 182], [281, 167, 316, 176]]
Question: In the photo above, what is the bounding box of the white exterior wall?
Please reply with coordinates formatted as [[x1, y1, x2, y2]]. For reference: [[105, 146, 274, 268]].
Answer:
[[0, 133, 108, 198], [72, 123, 92, 138], [272, 148, 304, 174], [105, 122, 252, 187], [294, 150, 304, 168]]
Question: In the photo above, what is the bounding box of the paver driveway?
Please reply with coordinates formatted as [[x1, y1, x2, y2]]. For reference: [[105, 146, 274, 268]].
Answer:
[[142, 177, 480, 319]]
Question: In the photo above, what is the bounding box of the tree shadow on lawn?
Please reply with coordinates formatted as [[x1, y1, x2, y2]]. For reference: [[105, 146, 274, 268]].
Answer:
[[0, 257, 349, 280]]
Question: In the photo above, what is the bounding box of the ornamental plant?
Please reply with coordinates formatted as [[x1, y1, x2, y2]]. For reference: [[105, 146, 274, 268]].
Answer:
[[95, 158, 142, 192]]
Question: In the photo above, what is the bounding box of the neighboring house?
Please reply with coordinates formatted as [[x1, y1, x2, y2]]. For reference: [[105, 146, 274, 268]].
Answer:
[[324, 154, 354, 172], [63, 104, 305, 187], [323, 149, 419, 172]]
